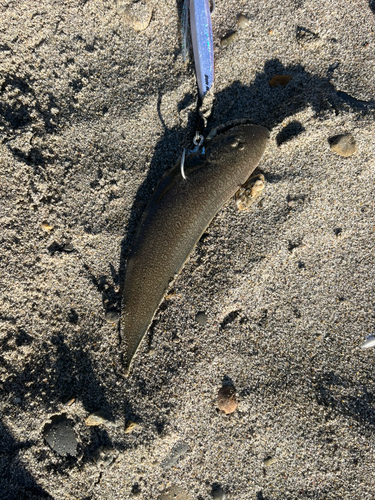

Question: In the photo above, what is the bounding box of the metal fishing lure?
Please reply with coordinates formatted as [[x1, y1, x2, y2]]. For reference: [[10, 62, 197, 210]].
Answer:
[[180, 0, 215, 177], [190, 0, 214, 96], [182, 0, 214, 97]]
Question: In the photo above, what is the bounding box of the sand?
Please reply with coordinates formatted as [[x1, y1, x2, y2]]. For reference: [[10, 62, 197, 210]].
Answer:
[[0, 0, 375, 499]]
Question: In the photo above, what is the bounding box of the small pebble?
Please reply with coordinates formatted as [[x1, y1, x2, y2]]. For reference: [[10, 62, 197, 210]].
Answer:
[[269, 75, 292, 87], [124, 420, 140, 434], [43, 414, 77, 457], [264, 456, 277, 466], [117, 0, 153, 32], [235, 188, 251, 211], [41, 222, 54, 231], [235, 174, 265, 211], [329, 133, 357, 157], [195, 311, 207, 325], [62, 243, 74, 252], [85, 410, 116, 428], [237, 14, 250, 29], [220, 31, 238, 47], [251, 178, 265, 196], [212, 487, 226, 499], [105, 309, 120, 323], [217, 385, 237, 414]]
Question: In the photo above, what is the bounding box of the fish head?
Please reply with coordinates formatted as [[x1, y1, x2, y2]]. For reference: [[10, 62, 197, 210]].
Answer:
[[205, 122, 270, 183]]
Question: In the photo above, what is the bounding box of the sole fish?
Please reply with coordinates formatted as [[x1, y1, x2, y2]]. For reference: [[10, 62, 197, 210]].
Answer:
[[121, 123, 270, 373]]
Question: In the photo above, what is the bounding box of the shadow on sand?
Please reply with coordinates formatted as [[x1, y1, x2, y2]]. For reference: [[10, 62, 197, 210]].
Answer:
[[2, 56, 374, 497]]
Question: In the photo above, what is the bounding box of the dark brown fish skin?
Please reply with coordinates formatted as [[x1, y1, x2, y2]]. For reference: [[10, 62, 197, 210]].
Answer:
[[121, 124, 270, 373]]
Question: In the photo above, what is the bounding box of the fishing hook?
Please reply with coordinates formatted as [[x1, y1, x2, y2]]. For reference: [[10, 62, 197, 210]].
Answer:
[[180, 131, 204, 180], [180, 148, 187, 180]]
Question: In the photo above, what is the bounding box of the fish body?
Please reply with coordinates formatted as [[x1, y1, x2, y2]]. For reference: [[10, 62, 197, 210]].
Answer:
[[189, 0, 214, 96], [121, 124, 270, 373]]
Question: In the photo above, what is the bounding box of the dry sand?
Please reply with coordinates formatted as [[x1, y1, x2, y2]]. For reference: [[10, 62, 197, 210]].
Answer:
[[1, 0, 375, 499]]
